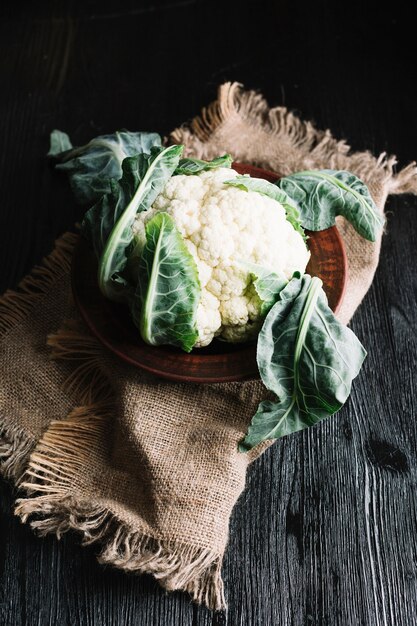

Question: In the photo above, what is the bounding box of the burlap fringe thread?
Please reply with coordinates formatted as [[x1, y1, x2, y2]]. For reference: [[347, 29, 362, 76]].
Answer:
[[0, 237, 225, 609], [170, 82, 417, 196], [2, 82, 417, 612]]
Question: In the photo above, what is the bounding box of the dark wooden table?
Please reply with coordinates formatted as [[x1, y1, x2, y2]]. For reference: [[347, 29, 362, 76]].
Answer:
[[1, 2, 417, 624]]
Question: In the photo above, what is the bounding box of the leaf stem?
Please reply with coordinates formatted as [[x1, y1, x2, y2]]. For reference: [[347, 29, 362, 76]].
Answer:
[[98, 146, 175, 299], [293, 276, 322, 392], [141, 219, 165, 345]]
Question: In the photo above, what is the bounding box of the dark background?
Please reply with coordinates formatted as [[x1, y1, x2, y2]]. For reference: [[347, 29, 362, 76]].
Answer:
[[1, 1, 417, 625]]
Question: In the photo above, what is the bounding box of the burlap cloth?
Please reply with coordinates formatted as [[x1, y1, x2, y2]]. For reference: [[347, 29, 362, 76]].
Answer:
[[1, 83, 416, 610]]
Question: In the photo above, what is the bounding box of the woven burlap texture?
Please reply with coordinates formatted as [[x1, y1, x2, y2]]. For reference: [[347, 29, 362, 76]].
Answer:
[[1, 83, 416, 610]]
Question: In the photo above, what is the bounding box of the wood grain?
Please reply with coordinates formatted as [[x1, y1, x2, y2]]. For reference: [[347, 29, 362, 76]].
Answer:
[[1, 1, 417, 625]]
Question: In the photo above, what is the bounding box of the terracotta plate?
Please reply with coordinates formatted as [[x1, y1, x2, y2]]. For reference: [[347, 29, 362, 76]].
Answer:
[[72, 163, 347, 383]]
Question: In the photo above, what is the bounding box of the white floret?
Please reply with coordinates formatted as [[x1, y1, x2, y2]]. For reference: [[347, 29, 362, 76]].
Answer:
[[195, 291, 221, 347], [133, 167, 310, 346], [220, 296, 249, 326]]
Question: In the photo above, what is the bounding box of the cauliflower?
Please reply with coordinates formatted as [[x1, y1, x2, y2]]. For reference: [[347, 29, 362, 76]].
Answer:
[[132, 167, 309, 347]]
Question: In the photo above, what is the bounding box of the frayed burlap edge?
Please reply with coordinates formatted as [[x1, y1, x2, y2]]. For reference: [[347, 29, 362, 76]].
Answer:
[[13, 319, 226, 610], [0, 232, 78, 480], [16, 485, 224, 608], [169, 81, 417, 196], [17, 489, 224, 608], [0, 232, 77, 337]]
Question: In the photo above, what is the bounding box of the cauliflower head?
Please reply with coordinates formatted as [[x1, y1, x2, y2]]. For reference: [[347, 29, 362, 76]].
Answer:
[[132, 167, 310, 347]]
